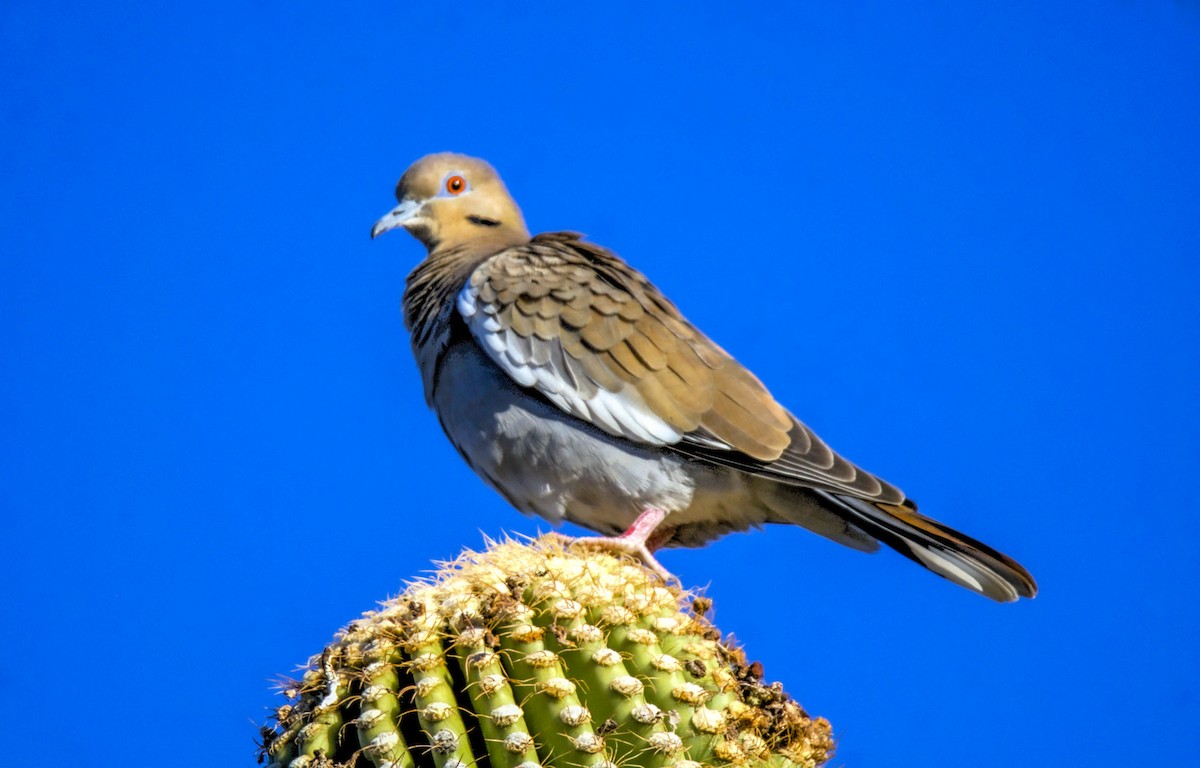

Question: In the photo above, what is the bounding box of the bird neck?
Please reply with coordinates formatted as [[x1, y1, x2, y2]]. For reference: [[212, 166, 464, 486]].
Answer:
[[423, 217, 530, 256], [402, 241, 505, 340]]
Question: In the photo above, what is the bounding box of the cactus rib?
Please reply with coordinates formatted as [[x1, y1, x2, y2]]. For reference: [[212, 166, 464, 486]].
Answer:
[[258, 535, 834, 768]]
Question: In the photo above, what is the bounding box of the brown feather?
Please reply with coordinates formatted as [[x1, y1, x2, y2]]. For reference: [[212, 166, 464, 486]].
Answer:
[[573, 342, 625, 391], [560, 328, 587, 359], [505, 302, 534, 337], [560, 301, 591, 330], [531, 313, 558, 341], [634, 374, 701, 432], [625, 328, 668, 371], [579, 312, 629, 351], [654, 362, 714, 415], [606, 339, 648, 382], [589, 292, 623, 317], [458, 233, 920, 504]]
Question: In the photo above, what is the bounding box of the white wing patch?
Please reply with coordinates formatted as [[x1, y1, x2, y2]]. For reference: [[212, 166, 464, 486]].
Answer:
[[458, 280, 685, 447]]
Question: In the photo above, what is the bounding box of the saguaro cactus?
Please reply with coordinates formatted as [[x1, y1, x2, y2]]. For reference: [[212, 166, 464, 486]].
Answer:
[[259, 536, 834, 768]]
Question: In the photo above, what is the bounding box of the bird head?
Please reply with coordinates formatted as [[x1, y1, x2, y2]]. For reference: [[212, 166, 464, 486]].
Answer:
[[371, 153, 530, 252]]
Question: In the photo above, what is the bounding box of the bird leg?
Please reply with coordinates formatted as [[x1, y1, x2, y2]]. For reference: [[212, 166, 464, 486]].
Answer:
[[571, 507, 678, 583]]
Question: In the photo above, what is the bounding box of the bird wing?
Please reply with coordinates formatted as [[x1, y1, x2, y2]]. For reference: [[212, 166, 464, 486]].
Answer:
[[457, 231, 906, 503]]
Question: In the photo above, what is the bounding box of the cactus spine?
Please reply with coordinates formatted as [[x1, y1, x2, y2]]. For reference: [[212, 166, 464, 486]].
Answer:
[[259, 536, 834, 768]]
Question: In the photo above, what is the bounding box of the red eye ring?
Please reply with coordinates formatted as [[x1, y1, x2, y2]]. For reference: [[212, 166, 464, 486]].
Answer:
[[446, 175, 466, 195]]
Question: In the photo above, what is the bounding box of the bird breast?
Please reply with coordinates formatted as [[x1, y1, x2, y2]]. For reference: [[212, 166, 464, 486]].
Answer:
[[429, 338, 702, 534]]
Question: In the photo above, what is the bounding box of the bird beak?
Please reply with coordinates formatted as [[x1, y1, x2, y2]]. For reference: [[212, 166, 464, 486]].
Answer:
[[371, 198, 425, 239]]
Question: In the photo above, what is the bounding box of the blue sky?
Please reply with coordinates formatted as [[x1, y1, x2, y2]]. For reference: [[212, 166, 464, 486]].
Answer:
[[2, 3, 1198, 766]]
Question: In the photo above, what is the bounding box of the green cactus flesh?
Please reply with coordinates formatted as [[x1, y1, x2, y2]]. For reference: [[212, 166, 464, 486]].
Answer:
[[258, 536, 834, 768]]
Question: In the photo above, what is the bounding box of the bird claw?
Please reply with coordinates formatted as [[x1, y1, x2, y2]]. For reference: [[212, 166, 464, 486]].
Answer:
[[569, 535, 680, 585]]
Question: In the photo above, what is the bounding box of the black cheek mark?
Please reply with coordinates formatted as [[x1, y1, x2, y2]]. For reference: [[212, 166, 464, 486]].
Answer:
[[467, 215, 501, 228]]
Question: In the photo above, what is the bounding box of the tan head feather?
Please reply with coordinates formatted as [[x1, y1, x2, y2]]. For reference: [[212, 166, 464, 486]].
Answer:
[[373, 153, 530, 253]]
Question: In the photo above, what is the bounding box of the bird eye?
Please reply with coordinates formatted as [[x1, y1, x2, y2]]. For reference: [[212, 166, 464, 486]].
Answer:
[[445, 175, 467, 195]]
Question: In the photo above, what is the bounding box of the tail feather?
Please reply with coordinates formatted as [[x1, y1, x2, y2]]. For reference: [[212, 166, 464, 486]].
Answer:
[[827, 494, 1038, 602]]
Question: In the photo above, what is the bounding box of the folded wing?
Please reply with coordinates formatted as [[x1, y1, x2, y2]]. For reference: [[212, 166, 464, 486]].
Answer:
[[457, 231, 903, 503]]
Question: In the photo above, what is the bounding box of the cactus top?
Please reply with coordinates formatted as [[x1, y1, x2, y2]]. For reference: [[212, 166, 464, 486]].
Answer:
[[259, 536, 834, 768]]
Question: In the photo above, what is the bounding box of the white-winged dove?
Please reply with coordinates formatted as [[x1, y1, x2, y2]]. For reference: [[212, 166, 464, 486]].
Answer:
[[372, 153, 1037, 602]]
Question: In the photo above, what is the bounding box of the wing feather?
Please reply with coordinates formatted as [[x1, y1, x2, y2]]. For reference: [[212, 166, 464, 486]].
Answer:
[[458, 232, 907, 504]]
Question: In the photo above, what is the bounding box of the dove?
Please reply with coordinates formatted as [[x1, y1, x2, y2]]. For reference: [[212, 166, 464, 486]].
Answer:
[[372, 152, 1037, 601]]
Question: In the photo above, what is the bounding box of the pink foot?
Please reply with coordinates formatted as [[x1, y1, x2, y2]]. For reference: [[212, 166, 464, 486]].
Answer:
[[571, 508, 678, 583]]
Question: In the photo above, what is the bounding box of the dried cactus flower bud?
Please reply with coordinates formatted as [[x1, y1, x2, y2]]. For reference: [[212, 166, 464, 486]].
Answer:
[[258, 535, 834, 768]]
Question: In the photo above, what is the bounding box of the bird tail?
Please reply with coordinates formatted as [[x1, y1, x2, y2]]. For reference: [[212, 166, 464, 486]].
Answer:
[[829, 494, 1038, 602]]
